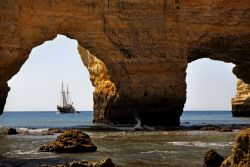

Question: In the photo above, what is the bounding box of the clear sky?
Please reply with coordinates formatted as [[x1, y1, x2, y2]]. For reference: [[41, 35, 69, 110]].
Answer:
[[4, 35, 237, 111], [184, 59, 237, 110]]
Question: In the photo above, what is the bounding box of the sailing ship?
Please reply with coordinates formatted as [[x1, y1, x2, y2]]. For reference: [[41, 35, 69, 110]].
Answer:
[[57, 82, 76, 113]]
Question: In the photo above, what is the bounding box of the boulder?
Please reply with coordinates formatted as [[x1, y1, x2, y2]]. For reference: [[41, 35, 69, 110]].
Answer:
[[6, 128, 18, 135], [39, 129, 97, 153], [204, 149, 224, 167], [67, 158, 117, 167], [220, 128, 250, 167], [39, 158, 118, 167]]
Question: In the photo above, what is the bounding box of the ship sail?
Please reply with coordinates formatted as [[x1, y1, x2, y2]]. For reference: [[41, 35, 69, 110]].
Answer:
[[57, 82, 76, 113]]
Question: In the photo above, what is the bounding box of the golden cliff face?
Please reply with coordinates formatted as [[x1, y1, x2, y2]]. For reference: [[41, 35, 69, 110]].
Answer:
[[0, 0, 250, 125], [231, 80, 250, 117], [78, 45, 117, 123]]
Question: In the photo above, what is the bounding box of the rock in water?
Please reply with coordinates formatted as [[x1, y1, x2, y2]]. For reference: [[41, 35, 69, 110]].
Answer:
[[68, 158, 117, 167], [231, 80, 250, 117], [39, 129, 97, 153], [220, 128, 250, 167], [6, 128, 18, 135], [204, 149, 224, 167], [39, 158, 118, 167]]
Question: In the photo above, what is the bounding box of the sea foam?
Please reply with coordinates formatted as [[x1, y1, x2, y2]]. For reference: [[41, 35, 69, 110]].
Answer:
[[166, 141, 234, 147]]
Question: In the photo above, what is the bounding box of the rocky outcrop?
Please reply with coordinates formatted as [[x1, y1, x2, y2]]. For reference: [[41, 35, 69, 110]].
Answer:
[[78, 46, 118, 124], [232, 80, 250, 117], [0, 127, 18, 135], [220, 128, 250, 167], [7, 128, 18, 135], [0, 0, 250, 126], [39, 158, 118, 167], [204, 149, 224, 167], [39, 129, 97, 153]]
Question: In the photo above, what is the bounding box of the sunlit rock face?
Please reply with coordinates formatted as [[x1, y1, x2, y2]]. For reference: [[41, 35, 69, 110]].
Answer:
[[220, 128, 250, 167], [231, 80, 250, 117], [78, 46, 118, 124], [0, 0, 250, 126]]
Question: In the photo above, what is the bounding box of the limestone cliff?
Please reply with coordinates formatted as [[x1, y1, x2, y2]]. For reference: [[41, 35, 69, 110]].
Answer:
[[232, 80, 250, 117], [78, 46, 118, 124], [0, 0, 250, 125], [220, 128, 250, 167]]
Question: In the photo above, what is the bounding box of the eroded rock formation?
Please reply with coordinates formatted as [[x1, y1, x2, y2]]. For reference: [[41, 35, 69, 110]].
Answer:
[[39, 129, 97, 153], [204, 149, 224, 167], [232, 80, 250, 117], [220, 128, 250, 167], [0, 0, 250, 125], [78, 46, 118, 124], [39, 158, 118, 167]]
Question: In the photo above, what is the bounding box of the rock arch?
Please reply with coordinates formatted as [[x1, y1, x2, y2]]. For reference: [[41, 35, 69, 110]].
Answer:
[[0, 0, 249, 126]]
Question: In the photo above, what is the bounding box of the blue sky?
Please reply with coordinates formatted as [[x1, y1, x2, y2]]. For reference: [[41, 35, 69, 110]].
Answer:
[[4, 35, 237, 111]]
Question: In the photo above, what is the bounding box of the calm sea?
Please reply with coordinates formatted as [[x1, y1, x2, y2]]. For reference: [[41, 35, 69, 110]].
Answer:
[[0, 111, 249, 128], [0, 111, 249, 167]]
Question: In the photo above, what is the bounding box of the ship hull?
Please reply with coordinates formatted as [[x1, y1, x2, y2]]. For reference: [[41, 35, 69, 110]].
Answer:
[[57, 105, 75, 113]]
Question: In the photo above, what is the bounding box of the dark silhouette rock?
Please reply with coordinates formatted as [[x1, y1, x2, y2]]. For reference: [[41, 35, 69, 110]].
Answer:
[[39, 129, 97, 153], [39, 158, 118, 167], [7, 128, 18, 135], [204, 149, 224, 167], [67, 158, 117, 167]]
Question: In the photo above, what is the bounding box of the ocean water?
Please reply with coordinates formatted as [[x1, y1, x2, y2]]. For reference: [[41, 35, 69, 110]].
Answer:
[[0, 111, 249, 167], [0, 111, 249, 129], [0, 111, 93, 128]]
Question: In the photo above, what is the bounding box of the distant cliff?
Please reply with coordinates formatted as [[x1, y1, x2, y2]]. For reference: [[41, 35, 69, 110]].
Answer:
[[0, 0, 250, 125], [232, 80, 250, 117]]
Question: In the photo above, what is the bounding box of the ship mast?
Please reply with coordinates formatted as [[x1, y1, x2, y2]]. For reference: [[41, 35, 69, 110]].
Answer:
[[67, 84, 69, 104], [62, 82, 67, 107]]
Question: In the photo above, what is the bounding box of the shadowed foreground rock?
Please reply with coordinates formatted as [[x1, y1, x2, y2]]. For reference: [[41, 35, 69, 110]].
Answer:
[[39, 129, 97, 153], [7, 128, 18, 135], [39, 158, 118, 167], [220, 128, 250, 167], [0, 127, 18, 135], [204, 149, 224, 167]]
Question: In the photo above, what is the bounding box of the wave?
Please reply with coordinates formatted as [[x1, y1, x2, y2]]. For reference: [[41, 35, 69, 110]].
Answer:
[[141, 150, 177, 154], [166, 141, 234, 147], [17, 128, 49, 134], [3, 150, 39, 157]]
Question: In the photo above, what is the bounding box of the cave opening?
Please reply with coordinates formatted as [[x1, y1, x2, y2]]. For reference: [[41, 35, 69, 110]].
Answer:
[[181, 58, 238, 125], [1, 34, 96, 127], [184, 58, 237, 111], [4, 34, 94, 112]]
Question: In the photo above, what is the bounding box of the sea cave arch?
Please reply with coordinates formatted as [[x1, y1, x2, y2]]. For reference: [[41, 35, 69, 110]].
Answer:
[[3, 34, 120, 124], [0, 0, 250, 126], [4, 34, 96, 112]]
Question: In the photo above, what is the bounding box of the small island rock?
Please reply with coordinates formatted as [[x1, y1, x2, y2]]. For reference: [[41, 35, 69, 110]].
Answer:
[[39, 129, 97, 153]]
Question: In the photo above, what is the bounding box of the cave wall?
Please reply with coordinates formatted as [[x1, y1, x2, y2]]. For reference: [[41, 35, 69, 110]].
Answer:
[[0, 0, 249, 125]]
